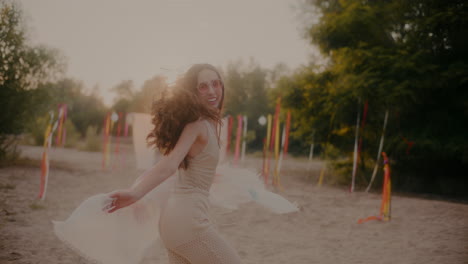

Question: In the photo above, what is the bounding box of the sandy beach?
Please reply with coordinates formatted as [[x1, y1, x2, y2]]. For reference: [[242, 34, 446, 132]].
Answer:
[[1, 145, 467, 264]]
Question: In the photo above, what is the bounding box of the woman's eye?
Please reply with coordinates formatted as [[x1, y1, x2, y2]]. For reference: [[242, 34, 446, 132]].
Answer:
[[198, 83, 209, 92], [212, 80, 221, 88]]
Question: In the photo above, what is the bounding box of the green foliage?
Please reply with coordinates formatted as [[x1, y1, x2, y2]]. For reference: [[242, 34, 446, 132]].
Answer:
[[111, 76, 167, 115], [33, 79, 108, 138], [0, 136, 20, 166], [284, 0, 468, 197], [109, 76, 167, 140], [82, 126, 101, 152], [223, 60, 275, 151], [25, 113, 49, 146], [131, 76, 167, 113], [63, 119, 80, 148], [0, 1, 62, 160], [111, 80, 135, 114], [29, 202, 46, 210]]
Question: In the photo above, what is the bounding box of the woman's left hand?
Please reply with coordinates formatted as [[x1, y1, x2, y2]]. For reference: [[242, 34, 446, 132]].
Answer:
[[103, 189, 140, 213]]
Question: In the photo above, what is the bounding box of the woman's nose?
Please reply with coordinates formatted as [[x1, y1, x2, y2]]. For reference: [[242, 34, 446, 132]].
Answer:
[[207, 85, 216, 94]]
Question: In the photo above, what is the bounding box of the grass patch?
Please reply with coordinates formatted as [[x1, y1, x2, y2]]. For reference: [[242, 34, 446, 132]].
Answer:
[[1, 156, 76, 172], [0, 183, 15, 190], [79, 126, 102, 152], [3, 157, 41, 168], [29, 202, 46, 210]]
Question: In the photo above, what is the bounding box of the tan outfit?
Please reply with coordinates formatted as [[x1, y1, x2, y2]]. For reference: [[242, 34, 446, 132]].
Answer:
[[159, 120, 242, 264], [53, 118, 297, 264]]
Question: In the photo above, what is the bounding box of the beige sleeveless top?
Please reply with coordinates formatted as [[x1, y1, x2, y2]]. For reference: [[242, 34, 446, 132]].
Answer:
[[174, 120, 219, 194]]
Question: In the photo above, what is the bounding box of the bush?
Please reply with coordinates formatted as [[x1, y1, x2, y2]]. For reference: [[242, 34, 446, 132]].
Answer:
[[82, 126, 101, 152], [63, 120, 81, 148], [24, 114, 50, 146], [0, 136, 21, 167], [328, 149, 378, 189]]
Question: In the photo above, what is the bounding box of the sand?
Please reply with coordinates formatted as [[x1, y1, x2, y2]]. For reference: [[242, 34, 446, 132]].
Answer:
[[0, 145, 467, 264]]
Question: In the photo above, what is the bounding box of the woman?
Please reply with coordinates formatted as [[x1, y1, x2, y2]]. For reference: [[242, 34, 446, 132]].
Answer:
[[105, 64, 243, 263], [54, 64, 298, 264]]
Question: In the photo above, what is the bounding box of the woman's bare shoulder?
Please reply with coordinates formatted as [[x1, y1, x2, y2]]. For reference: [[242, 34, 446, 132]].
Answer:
[[184, 119, 207, 133]]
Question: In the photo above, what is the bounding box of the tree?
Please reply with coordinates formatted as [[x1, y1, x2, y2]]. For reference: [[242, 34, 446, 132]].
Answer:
[[283, 0, 468, 197], [223, 61, 248, 117], [131, 75, 167, 113], [31, 79, 107, 138], [111, 80, 134, 114], [223, 60, 273, 151], [0, 1, 62, 160]]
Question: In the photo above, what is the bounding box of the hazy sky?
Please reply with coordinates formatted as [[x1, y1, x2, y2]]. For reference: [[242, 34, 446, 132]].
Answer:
[[18, 0, 316, 105]]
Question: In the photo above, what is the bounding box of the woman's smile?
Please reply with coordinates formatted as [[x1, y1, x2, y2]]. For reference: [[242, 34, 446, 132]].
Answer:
[[197, 69, 223, 108]]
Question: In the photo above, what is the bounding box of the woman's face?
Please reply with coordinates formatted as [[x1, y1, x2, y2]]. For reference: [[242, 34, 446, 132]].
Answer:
[[197, 69, 223, 109]]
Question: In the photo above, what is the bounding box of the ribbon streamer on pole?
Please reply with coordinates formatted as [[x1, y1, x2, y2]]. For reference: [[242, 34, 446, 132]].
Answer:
[[240, 115, 248, 164], [307, 131, 315, 172], [275, 125, 286, 189], [273, 117, 280, 186], [351, 100, 361, 192], [233, 115, 243, 166], [357, 101, 368, 159], [113, 112, 122, 170], [55, 105, 63, 146], [102, 113, 111, 170], [39, 113, 53, 200], [263, 114, 272, 185], [276, 110, 291, 189], [366, 110, 389, 192], [226, 116, 233, 157], [39, 109, 63, 200], [358, 152, 392, 223], [283, 111, 291, 156], [61, 105, 68, 146], [55, 104, 67, 147], [380, 152, 392, 221], [272, 98, 281, 186], [120, 113, 130, 169], [105, 112, 118, 169]]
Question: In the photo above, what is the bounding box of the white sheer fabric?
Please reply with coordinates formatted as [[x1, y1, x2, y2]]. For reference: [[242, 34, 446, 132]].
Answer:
[[53, 165, 298, 264], [54, 114, 298, 263]]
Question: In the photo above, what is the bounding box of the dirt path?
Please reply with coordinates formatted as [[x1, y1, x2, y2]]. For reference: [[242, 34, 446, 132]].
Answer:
[[1, 145, 467, 263]]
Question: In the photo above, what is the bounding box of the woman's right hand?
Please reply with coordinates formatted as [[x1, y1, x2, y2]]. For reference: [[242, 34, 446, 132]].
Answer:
[[103, 189, 140, 213]]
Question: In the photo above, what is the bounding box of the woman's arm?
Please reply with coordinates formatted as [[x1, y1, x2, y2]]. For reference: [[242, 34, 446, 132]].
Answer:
[[106, 120, 206, 213]]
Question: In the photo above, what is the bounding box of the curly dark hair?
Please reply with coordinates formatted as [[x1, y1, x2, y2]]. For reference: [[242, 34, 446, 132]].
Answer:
[[146, 64, 224, 169]]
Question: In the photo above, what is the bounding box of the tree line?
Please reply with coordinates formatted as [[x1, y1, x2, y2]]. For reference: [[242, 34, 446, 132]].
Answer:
[[277, 0, 468, 198], [1, 0, 467, 198]]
